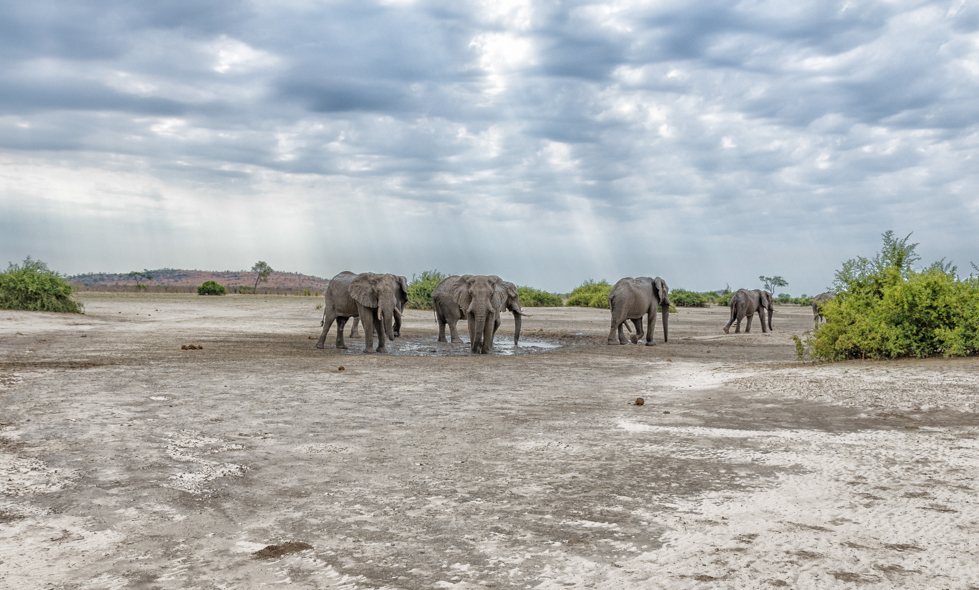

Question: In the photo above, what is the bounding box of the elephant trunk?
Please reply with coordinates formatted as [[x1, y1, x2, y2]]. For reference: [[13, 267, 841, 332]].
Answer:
[[382, 304, 396, 342], [513, 308, 522, 345], [393, 306, 403, 338], [471, 308, 487, 353], [661, 303, 669, 343]]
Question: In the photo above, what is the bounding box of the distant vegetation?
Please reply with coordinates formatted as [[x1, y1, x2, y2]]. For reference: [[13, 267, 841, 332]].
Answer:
[[0, 257, 83, 313], [197, 281, 227, 296], [670, 288, 710, 308], [565, 280, 612, 308], [796, 231, 979, 361], [517, 286, 563, 307], [406, 270, 447, 310]]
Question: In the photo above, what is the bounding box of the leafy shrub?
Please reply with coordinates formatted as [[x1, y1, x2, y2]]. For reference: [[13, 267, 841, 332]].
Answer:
[[802, 231, 979, 360], [0, 257, 83, 313], [776, 293, 814, 306], [517, 286, 563, 307], [670, 288, 710, 307], [406, 270, 447, 310], [565, 280, 612, 308], [197, 281, 227, 296], [716, 291, 733, 307]]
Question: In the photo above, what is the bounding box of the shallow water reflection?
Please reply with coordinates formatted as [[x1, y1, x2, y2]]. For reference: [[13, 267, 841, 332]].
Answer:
[[336, 336, 563, 356]]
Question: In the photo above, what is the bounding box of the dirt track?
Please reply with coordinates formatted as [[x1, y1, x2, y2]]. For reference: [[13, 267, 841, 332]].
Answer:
[[1, 294, 978, 589]]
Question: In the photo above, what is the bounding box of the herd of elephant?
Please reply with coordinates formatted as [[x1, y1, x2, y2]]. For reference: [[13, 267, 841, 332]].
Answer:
[[314, 271, 837, 354]]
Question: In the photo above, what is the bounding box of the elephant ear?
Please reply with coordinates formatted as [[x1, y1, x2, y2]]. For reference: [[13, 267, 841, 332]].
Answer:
[[653, 277, 669, 306], [504, 281, 518, 301], [349, 273, 379, 307], [453, 279, 474, 310], [397, 275, 409, 304]]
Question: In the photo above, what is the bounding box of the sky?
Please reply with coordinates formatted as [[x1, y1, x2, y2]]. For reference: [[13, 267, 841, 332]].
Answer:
[[1, 0, 978, 295]]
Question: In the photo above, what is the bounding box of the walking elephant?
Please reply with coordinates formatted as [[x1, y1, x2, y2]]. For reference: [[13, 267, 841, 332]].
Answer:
[[315, 271, 409, 354], [812, 292, 836, 328], [723, 289, 773, 334], [433, 275, 507, 354], [607, 277, 670, 346]]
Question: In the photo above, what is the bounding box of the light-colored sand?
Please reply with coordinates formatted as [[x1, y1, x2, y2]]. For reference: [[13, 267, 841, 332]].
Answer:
[[1, 294, 977, 589]]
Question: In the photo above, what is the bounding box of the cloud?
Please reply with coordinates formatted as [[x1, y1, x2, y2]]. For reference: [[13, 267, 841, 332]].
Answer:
[[1, 0, 978, 295]]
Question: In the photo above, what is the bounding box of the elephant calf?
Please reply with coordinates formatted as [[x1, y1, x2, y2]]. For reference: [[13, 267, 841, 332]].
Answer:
[[723, 289, 773, 334], [607, 276, 670, 346]]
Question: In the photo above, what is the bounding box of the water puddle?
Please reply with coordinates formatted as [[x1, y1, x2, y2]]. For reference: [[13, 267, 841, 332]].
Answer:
[[333, 336, 563, 356]]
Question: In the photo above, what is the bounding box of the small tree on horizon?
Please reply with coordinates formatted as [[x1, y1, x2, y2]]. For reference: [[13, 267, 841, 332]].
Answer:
[[128, 270, 153, 291], [759, 275, 788, 293], [251, 261, 273, 290]]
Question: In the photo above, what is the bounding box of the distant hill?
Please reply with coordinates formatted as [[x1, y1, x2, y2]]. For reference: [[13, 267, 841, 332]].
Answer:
[[69, 268, 330, 290]]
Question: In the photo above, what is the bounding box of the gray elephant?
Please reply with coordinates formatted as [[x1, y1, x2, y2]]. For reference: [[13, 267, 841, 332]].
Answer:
[[342, 284, 410, 339], [812, 292, 836, 328], [607, 277, 670, 346], [315, 271, 409, 353], [432, 275, 505, 354], [723, 289, 773, 334]]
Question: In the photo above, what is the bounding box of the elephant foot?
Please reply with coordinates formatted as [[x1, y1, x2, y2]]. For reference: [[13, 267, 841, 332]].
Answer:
[[376, 346, 388, 353], [315, 342, 325, 349], [722, 327, 730, 334], [629, 335, 639, 344], [438, 336, 447, 343], [362, 348, 375, 354], [337, 344, 348, 350], [608, 340, 622, 345], [645, 340, 657, 346]]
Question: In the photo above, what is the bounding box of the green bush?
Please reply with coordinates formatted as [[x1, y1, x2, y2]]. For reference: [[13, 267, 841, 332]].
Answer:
[[0, 257, 83, 313], [406, 270, 447, 310], [716, 291, 733, 307], [566, 280, 612, 308], [670, 288, 710, 307], [197, 281, 227, 296], [517, 286, 563, 307], [801, 231, 979, 360]]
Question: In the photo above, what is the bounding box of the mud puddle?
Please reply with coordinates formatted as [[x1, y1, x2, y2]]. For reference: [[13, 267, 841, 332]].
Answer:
[[335, 336, 563, 356]]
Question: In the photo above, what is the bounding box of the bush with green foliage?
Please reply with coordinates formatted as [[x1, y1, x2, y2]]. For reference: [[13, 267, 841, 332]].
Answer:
[[798, 231, 979, 361], [197, 281, 227, 296], [0, 257, 83, 313], [406, 270, 447, 310], [517, 286, 563, 307], [565, 280, 612, 308], [716, 291, 734, 307], [670, 288, 710, 307]]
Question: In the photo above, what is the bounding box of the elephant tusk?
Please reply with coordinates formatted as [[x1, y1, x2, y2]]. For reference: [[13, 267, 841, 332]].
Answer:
[[393, 307, 402, 318]]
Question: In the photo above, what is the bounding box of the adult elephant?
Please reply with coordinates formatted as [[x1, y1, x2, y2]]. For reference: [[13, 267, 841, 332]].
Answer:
[[343, 281, 410, 339], [315, 271, 408, 354], [812, 292, 836, 328], [723, 289, 773, 334], [607, 277, 670, 346], [433, 275, 505, 354]]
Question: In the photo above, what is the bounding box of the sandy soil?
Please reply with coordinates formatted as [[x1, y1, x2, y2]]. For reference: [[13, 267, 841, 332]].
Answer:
[[1, 294, 977, 589]]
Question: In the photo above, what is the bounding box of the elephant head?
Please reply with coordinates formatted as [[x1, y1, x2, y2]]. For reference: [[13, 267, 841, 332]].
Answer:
[[393, 275, 409, 337], [453, 275, 499, 354], [760, 290, 774, 330], [497, 280, 527, 345], [349, 272, 400, 343]]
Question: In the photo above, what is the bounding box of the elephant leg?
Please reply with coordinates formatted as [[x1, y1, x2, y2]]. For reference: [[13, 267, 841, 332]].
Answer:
[[450, 319, 462, 343], [646, 311, 657, 346], [631, 318, 644, 343], [358, 305, 376, 354], [745, 312, 753, 333], [348, 317, 360, 338], [437, 313, 448, 342], [759, 310, 768, 333], [723, 308, 736, 334], [335, 317, 349, 349], [609, 319, 625, 345], [316, 310, 338, 349]]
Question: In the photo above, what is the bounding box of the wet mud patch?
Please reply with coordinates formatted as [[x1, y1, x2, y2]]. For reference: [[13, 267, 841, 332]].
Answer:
[[253, 541, 313, 559], [327, 336, 563, 356]]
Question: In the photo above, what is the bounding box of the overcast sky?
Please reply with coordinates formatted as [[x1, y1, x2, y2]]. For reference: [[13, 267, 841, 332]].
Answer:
[[1, 0, 978, 294]]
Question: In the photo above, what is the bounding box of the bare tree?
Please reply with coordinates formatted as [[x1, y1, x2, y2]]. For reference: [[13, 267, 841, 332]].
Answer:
[[252, 261, 273, 290]]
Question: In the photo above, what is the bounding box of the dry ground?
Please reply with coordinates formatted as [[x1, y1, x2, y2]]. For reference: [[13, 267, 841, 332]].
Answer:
[[1, 294, 978, 589]]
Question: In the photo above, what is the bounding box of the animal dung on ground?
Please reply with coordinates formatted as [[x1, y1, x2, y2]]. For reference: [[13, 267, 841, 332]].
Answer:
[[253, 541, 313, 559], [663, 411, 670, 414], [633, 397, 644, 406], [181, 344, 203, 350], [905, 425, 919, 429], [337, 366, 345, 372]]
